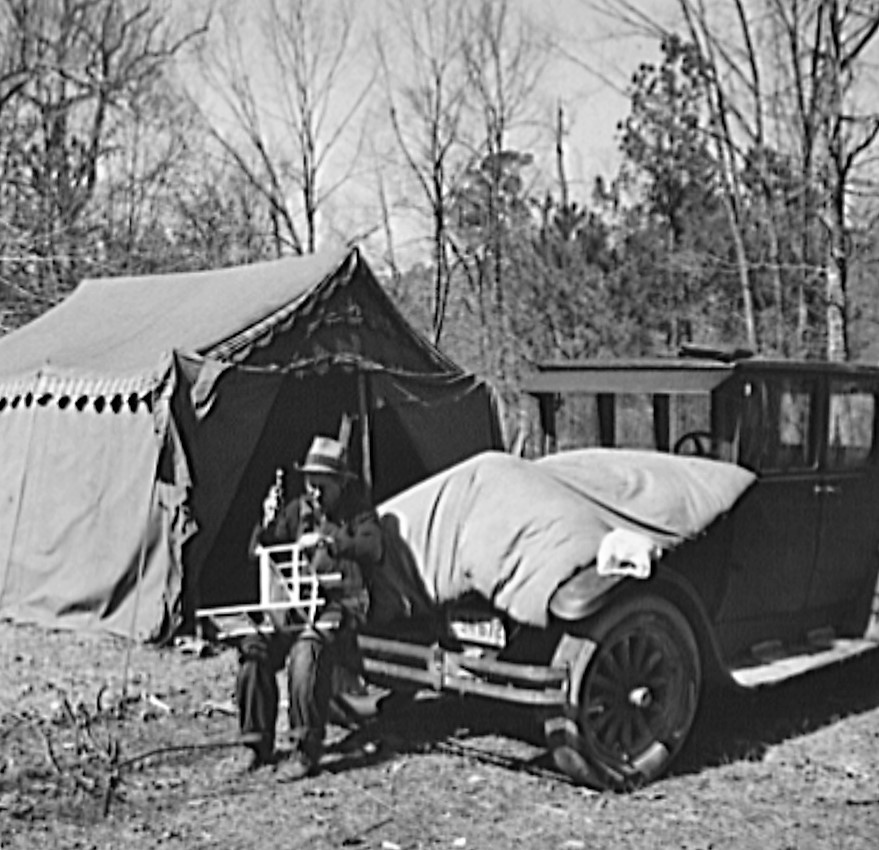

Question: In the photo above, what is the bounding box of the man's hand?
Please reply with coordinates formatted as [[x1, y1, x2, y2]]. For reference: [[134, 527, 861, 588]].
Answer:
[[298, 530, 336, 555]]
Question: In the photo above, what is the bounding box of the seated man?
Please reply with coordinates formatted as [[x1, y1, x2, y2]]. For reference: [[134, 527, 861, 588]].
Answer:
[[236, 435, 382, 778]]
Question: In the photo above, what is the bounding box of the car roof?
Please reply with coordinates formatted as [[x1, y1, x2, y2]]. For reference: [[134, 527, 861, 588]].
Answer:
[[522, 353, 879, 396]]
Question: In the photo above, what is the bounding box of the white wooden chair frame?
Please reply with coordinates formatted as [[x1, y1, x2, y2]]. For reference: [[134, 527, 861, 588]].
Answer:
[[196, 542, 342, 639]]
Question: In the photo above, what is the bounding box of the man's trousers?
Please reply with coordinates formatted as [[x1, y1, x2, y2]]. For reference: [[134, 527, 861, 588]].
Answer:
[[236, 627, 337, 766]]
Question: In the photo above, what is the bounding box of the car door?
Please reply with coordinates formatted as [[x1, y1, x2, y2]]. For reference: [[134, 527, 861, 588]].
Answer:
[[718, 372, 822, 643], [808, 374, 879, 624]]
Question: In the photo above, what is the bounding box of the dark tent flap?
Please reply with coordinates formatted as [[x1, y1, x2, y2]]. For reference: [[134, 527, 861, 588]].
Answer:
[[172, 353, 286, 610], [178, 353, 504, 613], [370, 369, 504, 499]]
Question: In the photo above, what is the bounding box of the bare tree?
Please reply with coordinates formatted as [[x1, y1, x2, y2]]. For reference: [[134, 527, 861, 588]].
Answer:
[[596, 0, 879, 360], [783, 0, 879, 361], [687, 0, 879, 360], [0, 5, 29, 117], [375, 0, 471, 344], [676, 0, 761, 352], [0, 0, 208, 326], [190, 0, 372, 256], [460, 0, 547, 384], [100, 79, 213, 274]]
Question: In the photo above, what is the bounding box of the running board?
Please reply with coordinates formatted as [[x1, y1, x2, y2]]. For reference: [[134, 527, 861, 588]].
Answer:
[[731, 636, 879, 688]]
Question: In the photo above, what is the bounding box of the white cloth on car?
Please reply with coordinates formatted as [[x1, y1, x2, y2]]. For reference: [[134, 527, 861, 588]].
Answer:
[[596, 528, 661, 579]]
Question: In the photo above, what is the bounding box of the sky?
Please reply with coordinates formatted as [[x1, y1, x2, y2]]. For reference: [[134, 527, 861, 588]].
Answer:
[[179, 0, 681, 256], [356, 0, 680, 260], [530, 0, 677, 190]]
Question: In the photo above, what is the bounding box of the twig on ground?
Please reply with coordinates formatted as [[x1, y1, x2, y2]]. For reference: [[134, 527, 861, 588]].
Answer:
[[103, 739, 120, 818], [41, 729, 63, 775], [0, 712, 27, 740], [342, 815, 394, 845], [82, 718, 114, 763], [59, 695, 77, 726], [41, 729, 98, 793], [146, 693, 172, 714], [200, 699, 237, 717], [114, 738, 249, 772]]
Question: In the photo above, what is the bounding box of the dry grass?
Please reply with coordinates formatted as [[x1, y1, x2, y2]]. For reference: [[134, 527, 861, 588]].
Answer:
[[2, 620, 879, 849]]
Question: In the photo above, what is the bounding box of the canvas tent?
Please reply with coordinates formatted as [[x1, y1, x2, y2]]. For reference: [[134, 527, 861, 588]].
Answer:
[[0, 247, 502, 641]]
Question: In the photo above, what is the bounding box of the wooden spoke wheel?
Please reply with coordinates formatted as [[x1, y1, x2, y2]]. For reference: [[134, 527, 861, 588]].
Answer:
[[546, 595, 702, 791]]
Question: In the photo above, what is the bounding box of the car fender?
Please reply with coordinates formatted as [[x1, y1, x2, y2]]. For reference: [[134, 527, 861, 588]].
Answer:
[[548, 567, 627, 622], [551, 566, 733, 688]]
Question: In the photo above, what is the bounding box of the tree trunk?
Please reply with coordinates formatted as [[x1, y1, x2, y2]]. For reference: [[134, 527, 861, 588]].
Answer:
[[717, 191, 758, 351], [825, 218, 848, 362]]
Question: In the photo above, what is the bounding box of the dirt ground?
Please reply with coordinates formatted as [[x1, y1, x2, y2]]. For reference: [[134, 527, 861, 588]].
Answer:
[[2, 620, 879, 850]]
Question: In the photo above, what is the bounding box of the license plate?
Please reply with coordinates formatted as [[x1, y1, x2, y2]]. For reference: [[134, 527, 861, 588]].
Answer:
[[448, 614, 506, 648]]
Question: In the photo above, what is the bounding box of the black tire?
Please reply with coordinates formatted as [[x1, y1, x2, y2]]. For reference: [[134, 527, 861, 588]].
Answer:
[[545, 594, 702, 791]]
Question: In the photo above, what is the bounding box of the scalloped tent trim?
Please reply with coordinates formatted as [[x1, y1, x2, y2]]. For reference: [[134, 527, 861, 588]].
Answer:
[[0, 366, 163, 412]]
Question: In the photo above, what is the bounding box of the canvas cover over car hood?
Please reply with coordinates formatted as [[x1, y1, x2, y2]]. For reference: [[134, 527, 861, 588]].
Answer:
[[376, 449, 756, 628]]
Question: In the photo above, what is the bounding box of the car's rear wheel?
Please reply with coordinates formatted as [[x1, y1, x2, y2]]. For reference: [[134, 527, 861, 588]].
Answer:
[[545, 594, 702, 790]]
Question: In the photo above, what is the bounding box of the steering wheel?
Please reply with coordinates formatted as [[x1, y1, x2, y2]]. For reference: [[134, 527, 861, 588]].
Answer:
[[672, 430, 713, 457]]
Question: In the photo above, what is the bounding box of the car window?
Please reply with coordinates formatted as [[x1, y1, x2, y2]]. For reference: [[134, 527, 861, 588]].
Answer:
[[740, 376, 816, 472], [553, 392, 598, 451], [827, 380, 876, 470], [551, 392, 714, 452]]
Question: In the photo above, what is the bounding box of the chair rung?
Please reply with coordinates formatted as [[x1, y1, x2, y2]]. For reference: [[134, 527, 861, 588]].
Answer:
[[254, 542, 342, 625]]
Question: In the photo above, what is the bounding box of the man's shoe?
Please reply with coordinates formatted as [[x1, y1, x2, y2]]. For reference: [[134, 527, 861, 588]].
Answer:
[[275, 754, 319, 781], [332, 723, 380, 757], [236, 731, 275, 772], [244, 748, 277, 773]]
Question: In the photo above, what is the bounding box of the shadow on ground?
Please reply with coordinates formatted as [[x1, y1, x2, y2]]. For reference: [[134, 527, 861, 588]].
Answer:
[[675, 647, 879, 776], [321, 689, 555, 778], [324, 647, 879, 785]]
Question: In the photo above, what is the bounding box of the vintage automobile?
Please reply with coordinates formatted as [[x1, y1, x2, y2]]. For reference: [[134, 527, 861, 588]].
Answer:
[[355, 348, 879, 790]]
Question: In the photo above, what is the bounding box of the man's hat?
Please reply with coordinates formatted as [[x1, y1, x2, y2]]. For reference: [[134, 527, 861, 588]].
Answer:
[[296, 435, 354, 478]]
